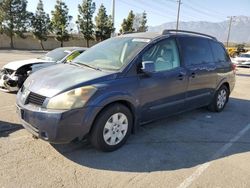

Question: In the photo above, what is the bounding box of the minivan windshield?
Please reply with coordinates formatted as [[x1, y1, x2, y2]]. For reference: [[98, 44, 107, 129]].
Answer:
[[72, 37, 150, 71], [39, 48, 70, 62]]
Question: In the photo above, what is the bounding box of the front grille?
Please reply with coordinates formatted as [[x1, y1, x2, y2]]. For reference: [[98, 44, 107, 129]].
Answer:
[[26, 92, 46, 106]]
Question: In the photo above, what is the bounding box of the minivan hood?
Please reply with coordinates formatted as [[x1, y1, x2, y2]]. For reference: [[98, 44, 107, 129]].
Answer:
[[24, 64, 114, 97]]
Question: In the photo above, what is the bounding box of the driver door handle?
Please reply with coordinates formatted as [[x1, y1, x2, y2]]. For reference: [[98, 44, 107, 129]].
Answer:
[[178, 72, 186, 80]]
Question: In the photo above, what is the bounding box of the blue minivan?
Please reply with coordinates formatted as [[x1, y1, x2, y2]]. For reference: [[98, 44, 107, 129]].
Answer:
[[16, 30, 236, 151]]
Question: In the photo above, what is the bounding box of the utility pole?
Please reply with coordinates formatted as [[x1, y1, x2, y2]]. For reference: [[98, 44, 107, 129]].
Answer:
[[226, 16, 236, 48], [111, 0, 115, 37], [176, 0, 181, 30]]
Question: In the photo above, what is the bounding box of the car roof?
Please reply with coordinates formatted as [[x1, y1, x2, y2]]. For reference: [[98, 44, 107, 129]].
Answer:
[[119, 32, 161, 39], [56, 47, 88, 52], [119, 30, 217, 41]]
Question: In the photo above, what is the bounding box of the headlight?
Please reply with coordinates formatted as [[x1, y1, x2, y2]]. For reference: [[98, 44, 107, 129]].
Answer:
[[46, 86, 97, 110]]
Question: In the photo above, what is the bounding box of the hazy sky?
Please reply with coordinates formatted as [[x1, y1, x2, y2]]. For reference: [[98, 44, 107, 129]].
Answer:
[[26, 0, 250, 31]]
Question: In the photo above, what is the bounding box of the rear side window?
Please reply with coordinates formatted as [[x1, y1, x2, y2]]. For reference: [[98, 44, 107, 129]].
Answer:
[[178, 37, 213, 66], [209, 41, 229, 62]]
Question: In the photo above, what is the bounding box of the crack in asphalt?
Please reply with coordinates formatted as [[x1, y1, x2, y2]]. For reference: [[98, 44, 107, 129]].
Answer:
[[73, 170, 79, 185]]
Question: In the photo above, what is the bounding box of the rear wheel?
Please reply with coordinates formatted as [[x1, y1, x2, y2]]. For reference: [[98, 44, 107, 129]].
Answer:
[[208, 85, 229, 112], [89, 104, 133, 152]]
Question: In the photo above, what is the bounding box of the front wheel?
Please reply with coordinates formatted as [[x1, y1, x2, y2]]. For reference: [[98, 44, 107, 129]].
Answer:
[[208, 85, 229, 112], [89, 104, 133, 152]]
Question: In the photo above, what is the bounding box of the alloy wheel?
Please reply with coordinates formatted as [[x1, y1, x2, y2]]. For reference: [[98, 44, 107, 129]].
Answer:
[[217, 89, 227, 109]]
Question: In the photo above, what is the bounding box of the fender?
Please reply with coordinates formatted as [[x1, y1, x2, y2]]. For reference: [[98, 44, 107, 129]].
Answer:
[[215, 77, 229, 91], [87, 91, 141, 133]]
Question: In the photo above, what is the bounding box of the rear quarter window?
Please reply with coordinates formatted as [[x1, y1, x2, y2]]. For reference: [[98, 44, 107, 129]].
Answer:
[[178, 37, 214, 66], [209, 41, 230, 63]]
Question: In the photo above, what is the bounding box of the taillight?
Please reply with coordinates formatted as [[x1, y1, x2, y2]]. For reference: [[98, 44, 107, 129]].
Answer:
[[232, 63, 237, 74]]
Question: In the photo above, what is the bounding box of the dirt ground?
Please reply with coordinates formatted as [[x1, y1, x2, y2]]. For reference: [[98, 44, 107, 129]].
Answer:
[[0, 50, 250, 188]]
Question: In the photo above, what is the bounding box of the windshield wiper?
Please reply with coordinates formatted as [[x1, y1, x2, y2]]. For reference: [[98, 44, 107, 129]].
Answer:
[[70, 62, 102, 71]]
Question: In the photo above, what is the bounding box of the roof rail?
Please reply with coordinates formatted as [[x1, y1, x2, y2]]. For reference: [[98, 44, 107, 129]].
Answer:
[[122, 31, 136, 35], [162, 29, 217, 40]]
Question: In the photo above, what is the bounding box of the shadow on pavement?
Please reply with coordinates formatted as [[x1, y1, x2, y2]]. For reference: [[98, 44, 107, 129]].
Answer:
[[0, 120, 23, 137], [52, 97, 250, 172]]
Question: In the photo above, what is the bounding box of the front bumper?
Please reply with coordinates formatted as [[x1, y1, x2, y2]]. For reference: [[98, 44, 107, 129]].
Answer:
[[16, 98, 102, 144]]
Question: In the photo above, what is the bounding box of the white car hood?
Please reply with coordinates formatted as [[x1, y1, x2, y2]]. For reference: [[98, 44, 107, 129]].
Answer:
[[3, 58, 55, 71]]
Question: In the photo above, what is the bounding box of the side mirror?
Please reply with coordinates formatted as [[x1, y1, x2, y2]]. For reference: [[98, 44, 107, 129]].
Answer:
[[141, 61, 155, 74]]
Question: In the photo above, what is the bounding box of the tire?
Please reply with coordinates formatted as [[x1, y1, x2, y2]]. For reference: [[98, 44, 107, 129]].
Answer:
[[208, 85, 229, 112], [89, 103, 133, 152]]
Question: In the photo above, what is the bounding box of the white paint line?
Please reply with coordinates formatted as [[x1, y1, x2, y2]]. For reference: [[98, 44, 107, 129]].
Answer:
[[177, 123, 250, 188]]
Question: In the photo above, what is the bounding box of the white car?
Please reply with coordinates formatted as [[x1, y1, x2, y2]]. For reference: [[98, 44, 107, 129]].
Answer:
[[232, 52, 250, 67], [0, 47, 87, 92]]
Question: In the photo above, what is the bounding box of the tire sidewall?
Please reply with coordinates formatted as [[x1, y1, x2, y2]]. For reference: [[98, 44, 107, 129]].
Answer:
[[90, 104, 133, 152], [215, 85, 229, 112]]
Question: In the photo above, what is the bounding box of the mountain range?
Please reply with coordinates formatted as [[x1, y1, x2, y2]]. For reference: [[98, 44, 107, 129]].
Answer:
[[148, 16, 250, 43]]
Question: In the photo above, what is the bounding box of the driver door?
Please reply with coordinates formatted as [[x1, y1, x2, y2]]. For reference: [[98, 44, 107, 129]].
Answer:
[[138, 38, 188, 122]]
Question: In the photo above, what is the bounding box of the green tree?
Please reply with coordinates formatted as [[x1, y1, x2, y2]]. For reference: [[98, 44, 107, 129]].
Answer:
[[0, 0, 32, 48], [51, 0, 71, 47], [138, 11, 148, 32], [77, 0, 96, 47], [95, 4, 114, 41], [31, 0, 50, 50], [120, 10, 135, 34]]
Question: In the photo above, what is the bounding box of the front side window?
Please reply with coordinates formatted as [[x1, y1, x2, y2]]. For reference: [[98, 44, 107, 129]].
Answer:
[[72, 37, 150, 71], [179, 37, 214, 66], [142, 39, 180, 72]]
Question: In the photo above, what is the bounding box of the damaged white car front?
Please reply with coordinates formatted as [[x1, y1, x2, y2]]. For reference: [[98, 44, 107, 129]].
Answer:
[[0, 65, 31, 92], [0, 58, 51, 92], [0, 47, 87, 92]]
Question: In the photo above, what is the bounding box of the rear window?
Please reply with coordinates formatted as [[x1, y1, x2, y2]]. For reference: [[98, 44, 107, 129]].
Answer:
[[209, 41, 229, 62], [178, 37, 214, 66]]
